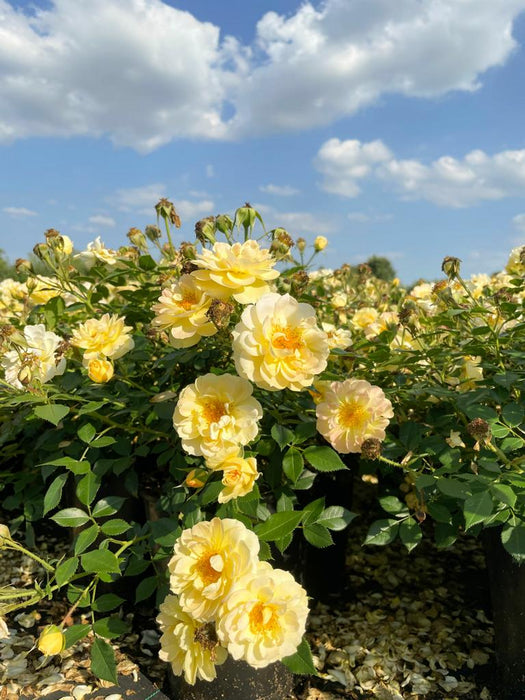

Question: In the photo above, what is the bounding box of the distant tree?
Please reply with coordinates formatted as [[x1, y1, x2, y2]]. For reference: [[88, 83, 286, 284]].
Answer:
[[0, 249, 16, 281], [366, 255, 396, 282]]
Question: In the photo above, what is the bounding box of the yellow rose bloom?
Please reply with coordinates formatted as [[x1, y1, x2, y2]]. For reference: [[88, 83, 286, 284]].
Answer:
[[316, 379, 394, 454], [87, 358, 114, 383], [232, 293, 329, 392], [192, 240, 279, 304], [350, 307, 379, 332], [29, 276, 61, 305], [173, 373, 263, 460], [71, 313, 134, 362], [314, 235, 328, 251], [506, 245, 525, 276], [2, 324, 67, 389], [217, 562, 309, 669], [457, 355, 483, 393], [321, 322, 352, 350], [37, 625, 66, 656], [157, 594, 228, 685], [169, 518, 260, 621], [76, 236, 119, 268], [152, 275, 218, 348], [206, 449, 260, 504]]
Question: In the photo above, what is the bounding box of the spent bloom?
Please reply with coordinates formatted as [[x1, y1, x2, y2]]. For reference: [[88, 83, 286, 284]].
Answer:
[[217, 561, 309, 669], [71, 313, 134, 363], [152, 275, 218, 348], [316, 379, 394, 454], [232, 293, 329, 392], [192, 240, 279, 304], [157, 595, 228, 685], [2, 324, 67, 389], [168, 517, 260, 621], [173, 373, 263, 460]]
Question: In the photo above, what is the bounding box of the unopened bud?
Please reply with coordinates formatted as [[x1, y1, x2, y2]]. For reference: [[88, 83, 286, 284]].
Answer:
[[15, 258, 32, 274], [467, 418, 491, 442], [17, 365, 32, 385], [441, 256, 461, 279], [37, 625, 66, 656], [215, 214, 233, 235], [296, 237, 307, 253], [0, 524, 12, 545], [127, 228, 147, 250], [314, 235, 328, 252], [145, 224, 162, 242], [234, 203, 257, 235], [44, 228, 60, 242], [185, 469, 206, 489], [195, 217, 216, 245], [87, 358, 114, 384], [360, 438, 382, 460], [33, 243, 49, 260], [207, 299, 234, 329]]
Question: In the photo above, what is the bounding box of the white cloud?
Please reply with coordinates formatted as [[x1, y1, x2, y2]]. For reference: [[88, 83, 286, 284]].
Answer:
[[260, 184, 300, 197], [176, 199, 215, 222], [254, 203, 334, 235], [3, 206, 37, 217], [347, 211, 393, 223], [89, 215, 116, 227], [0, 0, 524, 148], [316, 138, 525, 207], [513, 214, 525, 232], [206, 165, 215, 178], [112, 184, 167, 213]]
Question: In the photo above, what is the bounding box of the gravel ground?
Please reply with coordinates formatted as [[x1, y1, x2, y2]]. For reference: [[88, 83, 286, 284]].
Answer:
[[0, 484, 496, 700]]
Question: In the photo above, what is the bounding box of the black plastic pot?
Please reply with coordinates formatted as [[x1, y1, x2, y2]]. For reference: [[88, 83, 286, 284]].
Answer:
[[167, 656, 294, 700]]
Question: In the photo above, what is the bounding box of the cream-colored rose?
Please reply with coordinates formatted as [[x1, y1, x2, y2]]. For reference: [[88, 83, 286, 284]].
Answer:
[[0, 278, 27, 320], [87, 358, 114, 383], [61, 235, 74, 255], [350, 307, 379, 332], [206, 449, 260, 504], [76, 236, 119, 268], [173, 373, 263, 460], [2, 324, 66, 389], [314, 236, 328, 252], [316, 379, 394, 453], [169, 518, 260, 621], [408, 283, 436, 314], [37, 625, 65, 656], [152, 275, 218, 348], [321, 322, 352, 350], [506, 245, 525, 276], [217, 562, 309, 669], [192, 240, 279, 304], [157, 595, 228, 685], [71, 313, 134, 362], [457, 355, 483, 393], [232, 293, 329, 392], [331, 292, 348, 309]]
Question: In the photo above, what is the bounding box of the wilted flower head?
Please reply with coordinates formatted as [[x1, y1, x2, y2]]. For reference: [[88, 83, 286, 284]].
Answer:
[[2, 324, 67, 389], [217, 561, 309, 669], [173, 373, 263, 460], [158, 595, 228, 685], [168, 517, 260, 621], [71, 313, 134, 363], [232, 293, 329, 392], [192, 241, 280, 304], [316, 379, 394, 454]]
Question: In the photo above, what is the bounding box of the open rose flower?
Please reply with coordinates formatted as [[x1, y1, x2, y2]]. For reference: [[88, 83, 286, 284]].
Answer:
[[71, 313, 134, 363], [2, 324, 67, 389], [206, 448, 260, 504]]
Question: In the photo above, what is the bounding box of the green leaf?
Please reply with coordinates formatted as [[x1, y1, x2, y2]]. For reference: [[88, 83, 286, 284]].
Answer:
[[91, 436, 117, 448], [399, 517, 422, 552], [76, 471, 100, 507], [501, 437, 524, 453], [138, 254, 156, 270], [43, 473, 68, 515], [34, 404, 70, 426], [91, 636, 117, 685], [135, 575, 158, 603], [427, 503, 452, 524], [74, 525, 100, 555], [55, 556, 79, 587], [42, 295, 66, 329], [294, 469, 316, 490], [93, 594, 125, 613], [303, 446, 346, 472], [301, 498, 325, 526], [379, 495, 409, 516], [416, 474, 436, 491], [78, 423, 96, 444], [282, 638, 318, 676], [502, 403, 524, 428], [501, 524, 525, 563], [92, 497, 125, 518], [282, 448, 304, 484], [316, 506, 357, 531], [100, 519, 130, 536], [255, 511, 303, 542], [303, 523, 334, 548], [92, 616, 130, 639], [434, 522, 457, 548], [463, 491, 493, 531], [150, 518, 181, 547], [399, 422, 426, 450], [51, 508, 90, 527], [77, 401, 106, 416], [364, 519, 399, 546], [81, 549, 121, 574], [64, 624, 91, 649], [490, 484, 517, 509], [436, 478, 470, 500], [41, 457, 90, 475], [271, 424, 294, 450], [292, 422, 318, 444]]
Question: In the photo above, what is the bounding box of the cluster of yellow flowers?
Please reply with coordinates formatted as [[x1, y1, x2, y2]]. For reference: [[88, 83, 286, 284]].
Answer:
[[1, 324, 66, 388], [157, 518, 309, 684]]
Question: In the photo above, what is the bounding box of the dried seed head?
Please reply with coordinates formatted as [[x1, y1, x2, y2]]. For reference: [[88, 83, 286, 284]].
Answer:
[[441, 256, 461, 279], [145, 224, 162, 241], [360, 438, 382, 460], [195, 217, 216, 245], [180, 241, 197, 260], [291, 270, 309, 296], [207, 299, 234, 329], [467, 418, 491, 442], [194, 622, 219, 652]]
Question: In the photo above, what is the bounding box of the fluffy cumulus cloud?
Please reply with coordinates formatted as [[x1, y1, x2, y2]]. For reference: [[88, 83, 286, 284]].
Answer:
[[89, 215, 116, 227], [259, 184, 300, 197], [110, 183, 213, 222], [316, 138, 525, 207], [0, 0, 524, 149], [254, 203, 334, 235], [2, 206, 38, 217]]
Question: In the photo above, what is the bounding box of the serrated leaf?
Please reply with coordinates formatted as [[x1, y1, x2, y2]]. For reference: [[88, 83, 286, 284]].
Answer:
[[399, 517, 422, 552], [292, 422, 318, 444], [282, 448, 304, 484], [64, 624, 91, 649], [502, 403, 524, 428], [51, 508, 90, 527], [501, 524, 525, 563], [91, 436, 116, 448], [34, 404, 70, 426], [436, 478, 470, 500], [92, 616, 130, 639], [255, 511, 303, 542], [364, 519, 399, 546], [282, 638, 318, 675], [41, 457, 90, 475], [43, 473, 68, 515], [427, 502, 452, 524], [92, 497, 125, 518], [93, 594, 125, 613], [55, 556, 79, 587], [463, 491, 493, 531], [271, 424, 294, 450], [77, 401, 106, 416], [91, 636, 117, 685], [74, 524, 99, 555], [100, 519, 131, 536], [76, 471, 100, 507], [316, 506, 357, 531], [81, 549, 120, 574], [303, 523, 334, 548], [379, 495, 409, 515], [303, 446, 346, 472], [135, 576, 158, 603], [490, 484, 517, 508], [301, 498, 325, 526], [78, 423, 96, 444]]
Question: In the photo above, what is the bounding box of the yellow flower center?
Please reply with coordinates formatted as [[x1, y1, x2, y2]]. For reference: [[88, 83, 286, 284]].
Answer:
[[338, 401, 369, 430], [272, 326, 303, 351], [178, 294, 198, 311], [201, 399, 227, 425], [195, 552, 223, 587], [249, 602, 280, 636]]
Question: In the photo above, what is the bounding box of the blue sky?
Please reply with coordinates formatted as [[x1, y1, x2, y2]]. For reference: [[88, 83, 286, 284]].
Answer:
[[1, 0, 525, 283]]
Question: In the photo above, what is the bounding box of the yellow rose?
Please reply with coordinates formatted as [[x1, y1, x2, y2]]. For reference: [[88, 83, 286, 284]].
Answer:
[[314, 235, 328, 252], [29, 276, 61, 305], [173, 373, 263, 460], [37, 625, 65, 656], [71, 313, 134, 362], [232, 293, 329, 392], [87, 358, 114, 383], [316, 379, 394, 454], [350, 306, 379, 332], [152, 275, 218, 348], [217, 562, 309, 669], [321, 322, 352, 350], [0, 524, 12, 545], [1, 324, 67, 389], [192, 240, 279, 304], [206, 449, 260, 503], [168, 518, 260, 621]]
